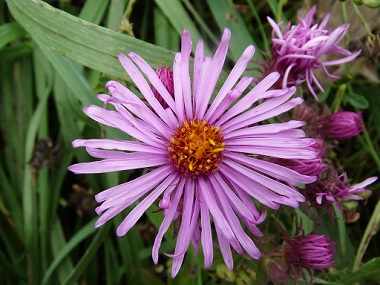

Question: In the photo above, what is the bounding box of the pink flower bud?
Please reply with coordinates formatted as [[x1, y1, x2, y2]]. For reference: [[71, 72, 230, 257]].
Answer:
[[152, 66, 174, 108], [319, 111, 363, 139], [284, 234, 335, 270]]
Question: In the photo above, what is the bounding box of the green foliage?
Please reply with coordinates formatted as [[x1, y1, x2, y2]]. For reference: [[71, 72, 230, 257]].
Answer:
[[1, 0, 379, 284]]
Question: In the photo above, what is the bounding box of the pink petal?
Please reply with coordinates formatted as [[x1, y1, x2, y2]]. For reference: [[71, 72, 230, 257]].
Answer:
[[198, 176, 242, 252], [116, 173, 179, 236], [215, 188, 261, 259], [72, 139, 166, 154], [118, 53, 176, 126], [224, 120, 306, 140], [180, 29, 193, 119], [224, 159, 305, 202], [200, 191, 213, 268], [68, 155, 167, 174], [215, 223, 233, 270], [152, 178, 185, 263], [225, 152, 316, 186], [205, 45, 255, 121], [216, 72, 282, 126], [127, 52, 177, 114], [209, 173, 258, 222], [95, 165, 172, 202], [195, 28, 231, 119], [173, 53, 185, 122]]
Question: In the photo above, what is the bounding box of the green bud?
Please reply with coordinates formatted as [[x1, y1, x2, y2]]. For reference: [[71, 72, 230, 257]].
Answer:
[[353, 0, 380, 8], [215, 264, 236, 282]]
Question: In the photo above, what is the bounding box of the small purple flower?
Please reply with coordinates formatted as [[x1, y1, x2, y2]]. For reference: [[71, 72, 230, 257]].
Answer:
[[69, 28, 317, 277], [267, 5, 361, 99], [316, 173, 377, 206], [318, 111, 363, 140], [152, 66, 174, 108], [284, 233, 335, 274]]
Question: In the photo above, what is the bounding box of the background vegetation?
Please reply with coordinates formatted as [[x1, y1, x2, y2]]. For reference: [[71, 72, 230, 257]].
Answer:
[[1, 0, 379, 284]]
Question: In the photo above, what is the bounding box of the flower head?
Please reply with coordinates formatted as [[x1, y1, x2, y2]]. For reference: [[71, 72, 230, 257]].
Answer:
[[317, 111, 363, 140], [283, 232, 335, 281], [68, 28, 317, 277], [267, 5, 361, 99]]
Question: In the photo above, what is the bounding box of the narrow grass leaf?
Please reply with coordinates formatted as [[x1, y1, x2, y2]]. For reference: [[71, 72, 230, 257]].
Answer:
[[42, 219, 98, 285], [153, 0, 211, 54], [353, 197, 380, 271], [50, 221, 74, 284], [62, 223, 111, 285], [79, 0, 110, 24]]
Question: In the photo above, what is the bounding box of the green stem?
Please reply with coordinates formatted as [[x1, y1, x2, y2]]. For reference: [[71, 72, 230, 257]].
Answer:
[[331, 84, 346, 113], [182, 0, 219, 45], [361, 119, 380, 172], [245, 0, 270, 52], [353, 198, 380, 271], [351, 0, 375, 38]]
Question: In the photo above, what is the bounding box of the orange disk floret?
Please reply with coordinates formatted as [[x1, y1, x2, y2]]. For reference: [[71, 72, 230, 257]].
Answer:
[[168, 118, 225, 176]]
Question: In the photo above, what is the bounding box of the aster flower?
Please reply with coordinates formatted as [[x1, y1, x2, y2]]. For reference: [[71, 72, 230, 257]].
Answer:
[[266, 5, 361, 99], [317, 111, 363, 140], [68, 28, 317, 277]]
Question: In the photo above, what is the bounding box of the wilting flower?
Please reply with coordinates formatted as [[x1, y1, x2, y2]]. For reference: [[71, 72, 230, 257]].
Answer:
[[316, 172, 377, 206], [305, 170, 377, 218], [69, 28, 317, 277], [266, 5, 361, 99], [317, 111, 363, 140], [283, 232, 335, 281]]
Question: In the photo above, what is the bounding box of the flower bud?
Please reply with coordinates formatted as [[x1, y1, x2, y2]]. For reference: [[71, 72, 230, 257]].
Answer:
[[152, 66, 174, 108], [319, 111, 363, 139], [284, 234, 335, 270]]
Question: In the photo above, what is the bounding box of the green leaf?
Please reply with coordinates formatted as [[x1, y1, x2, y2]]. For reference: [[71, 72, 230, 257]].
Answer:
[[6, 0, 176, 80], [79, 0, 110, 24], [206, 0, 262, 77], [0, 22, 26, 50], [42, 219, 98, 285], [353, 197, 380, 270], [36, 40, 95, 106], [346, 92, 369, 109], [153, 0, 211, 54], [338, 258, 380, 284], [106, 0, 127, 31], [62, 223, 111, 285], [154, 7, 179, 51]]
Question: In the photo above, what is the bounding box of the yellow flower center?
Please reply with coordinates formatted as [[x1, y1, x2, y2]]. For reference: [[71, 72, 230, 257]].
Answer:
[[168, 119, 225, 176]]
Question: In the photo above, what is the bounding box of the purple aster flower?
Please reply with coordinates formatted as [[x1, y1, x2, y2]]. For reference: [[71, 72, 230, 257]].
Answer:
[[267, 5, 361, 99], [68, 28, 317, 277], [317, 111, 363, 140], [152, 66, 174, 108], [283, 232, 335, 281]]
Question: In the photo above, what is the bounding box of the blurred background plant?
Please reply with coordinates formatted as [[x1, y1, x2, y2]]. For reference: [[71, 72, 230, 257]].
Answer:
[[1, 0, 379, 284]]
